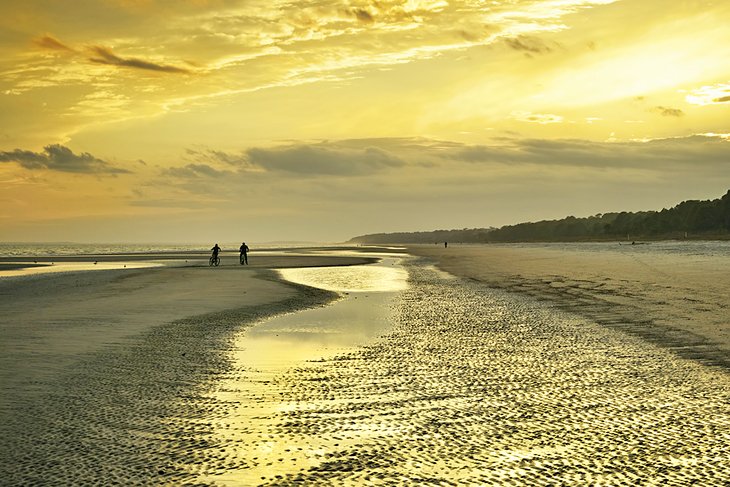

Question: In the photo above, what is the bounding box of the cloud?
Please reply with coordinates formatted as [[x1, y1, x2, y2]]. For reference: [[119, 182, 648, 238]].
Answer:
[[163, 163, 233, 179], [686, 82, 730, 106], [503, 36, 553, 55], [653, 106, 684, 117], [512, 111, 564, 124], [442, 134, 730, 172], [33, 35, 75, 52], [351, 8, 374, 23], [89, 46, 190, 74], [245, 143, 405, 176], [0, 144, 129, 173], [184, 148, 251, 168], [178, 134, 730, 183]]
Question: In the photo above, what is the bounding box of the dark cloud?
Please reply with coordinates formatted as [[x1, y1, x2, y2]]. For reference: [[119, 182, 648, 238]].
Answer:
[[34, 35, 75, 52], [246, 143, 405, 176], [351, 8, 374, 23], [89, 46, 190, 74], [443, 135, 730, 172], [503, 36, 553, 55], [185, 148, 249, 167], [653, 106, 684, 117], [0, 144, 129, 173], [714, 95, 730, 103]]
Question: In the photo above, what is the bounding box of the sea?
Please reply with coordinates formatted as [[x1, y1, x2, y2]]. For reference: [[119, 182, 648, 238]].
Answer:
[[0, 242, 326, 257]]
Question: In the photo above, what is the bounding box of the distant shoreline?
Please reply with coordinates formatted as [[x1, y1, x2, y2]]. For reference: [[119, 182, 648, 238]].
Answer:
[[350, 235, 730, 245]]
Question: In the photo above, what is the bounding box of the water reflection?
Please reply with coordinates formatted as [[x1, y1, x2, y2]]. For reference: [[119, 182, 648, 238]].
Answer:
[[278, 257, 408, 293], [237, 291, 396, 370], [0, 261, 163, 278], [201, 259, 407, 484], [239, 257, 408, 370]]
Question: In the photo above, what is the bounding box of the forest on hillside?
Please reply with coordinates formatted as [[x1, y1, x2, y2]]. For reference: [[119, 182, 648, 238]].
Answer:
[[349, 190, 730, 244]]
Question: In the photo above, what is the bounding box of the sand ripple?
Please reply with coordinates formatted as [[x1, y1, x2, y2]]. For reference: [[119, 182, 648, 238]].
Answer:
[[204, 262, 730, 485], [2, 262, 728, 485]]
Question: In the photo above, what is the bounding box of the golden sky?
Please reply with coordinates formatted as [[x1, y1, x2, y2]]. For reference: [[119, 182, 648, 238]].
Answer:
[[1, 0, 729, 242]]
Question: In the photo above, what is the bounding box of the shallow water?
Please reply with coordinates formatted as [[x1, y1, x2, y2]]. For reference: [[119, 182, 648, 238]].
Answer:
[[196, 258, 408, 484], [0, 260, 163, 278]]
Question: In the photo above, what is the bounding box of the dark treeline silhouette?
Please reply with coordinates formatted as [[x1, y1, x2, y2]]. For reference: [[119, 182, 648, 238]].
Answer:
[[349, 189, 730, 244], [350, 228, 495, 244]]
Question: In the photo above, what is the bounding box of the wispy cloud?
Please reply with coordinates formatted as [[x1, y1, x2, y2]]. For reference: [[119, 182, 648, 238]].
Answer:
[[685, 82, 730, 106], [163, 163, 233, 179], [503, 35, 554, 55], [33, 35, 75, 52], [652, 106, 684, 117], [512, 111, 565, 124], [89, 46, 191, 73], [442, 134, 730, 171], [246, 143, 405, 176], [0, 144, 129, 173]]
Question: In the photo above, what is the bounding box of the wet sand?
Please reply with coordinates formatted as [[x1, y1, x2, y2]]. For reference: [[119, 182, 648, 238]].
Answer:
[[2, 246, 729, 485], [408, 243, 730, 369], [0, 251, 376, 483], [187, 260, 729, 485]]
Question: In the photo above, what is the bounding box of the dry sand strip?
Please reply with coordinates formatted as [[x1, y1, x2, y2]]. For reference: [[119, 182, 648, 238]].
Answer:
[[0, 254, 380, 485], [408, 244, 730, 370], [197, 262, 729, 486]]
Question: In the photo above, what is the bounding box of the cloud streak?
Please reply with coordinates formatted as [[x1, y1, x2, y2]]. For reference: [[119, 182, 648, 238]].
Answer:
[[0, 144, 129, 173], [167, 134, 730, 185], [33, 35, 75, 52], [443, 134, 730, 173], [245, 144, 405, 176], [89, 46, 191, 73], [653, 106, 684, 117]]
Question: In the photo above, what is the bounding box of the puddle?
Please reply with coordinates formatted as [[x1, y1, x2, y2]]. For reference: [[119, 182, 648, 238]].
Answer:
[[278, 257, 408, 293], [238, 256, 407, 371]]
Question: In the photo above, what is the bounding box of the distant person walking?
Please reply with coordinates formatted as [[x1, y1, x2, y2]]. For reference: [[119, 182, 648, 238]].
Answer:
[[444, 241, 448, 248], [239, 242, 249, 265]]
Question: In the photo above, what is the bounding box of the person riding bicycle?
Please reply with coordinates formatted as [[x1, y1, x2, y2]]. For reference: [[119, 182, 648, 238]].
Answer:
[[239, 242, 249, 265], [211, 243, 221, 261]]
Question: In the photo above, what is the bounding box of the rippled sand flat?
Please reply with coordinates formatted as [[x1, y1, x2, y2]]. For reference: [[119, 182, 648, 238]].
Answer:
[[199, 263, 729, 485], [409, 243, 730, 368]]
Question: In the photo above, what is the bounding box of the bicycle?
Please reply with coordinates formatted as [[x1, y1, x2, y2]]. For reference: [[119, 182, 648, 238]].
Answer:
[[209, 255, 220, 266], [239, 253, 247, 265]]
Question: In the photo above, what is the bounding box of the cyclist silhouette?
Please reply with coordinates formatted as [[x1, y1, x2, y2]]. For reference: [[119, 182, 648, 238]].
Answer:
[[210, 244, 221, 266], [239, 242, 249, 265]]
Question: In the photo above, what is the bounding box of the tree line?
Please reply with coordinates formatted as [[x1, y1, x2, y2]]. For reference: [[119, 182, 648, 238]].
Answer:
[[349, 189, 730, 243]]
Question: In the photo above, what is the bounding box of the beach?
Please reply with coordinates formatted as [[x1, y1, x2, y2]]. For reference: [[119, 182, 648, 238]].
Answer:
[[408, 242, 730, 367], [1, 244, 729, 485]]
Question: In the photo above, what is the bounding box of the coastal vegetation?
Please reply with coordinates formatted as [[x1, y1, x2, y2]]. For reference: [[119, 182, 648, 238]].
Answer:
[[350, 190, 730, 243]]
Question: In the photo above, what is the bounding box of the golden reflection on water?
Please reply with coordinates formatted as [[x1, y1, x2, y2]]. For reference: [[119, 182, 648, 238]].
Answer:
[[200, 259, 407, 485], [0, 261, 163, 278], [278, 258, 409, 293]]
